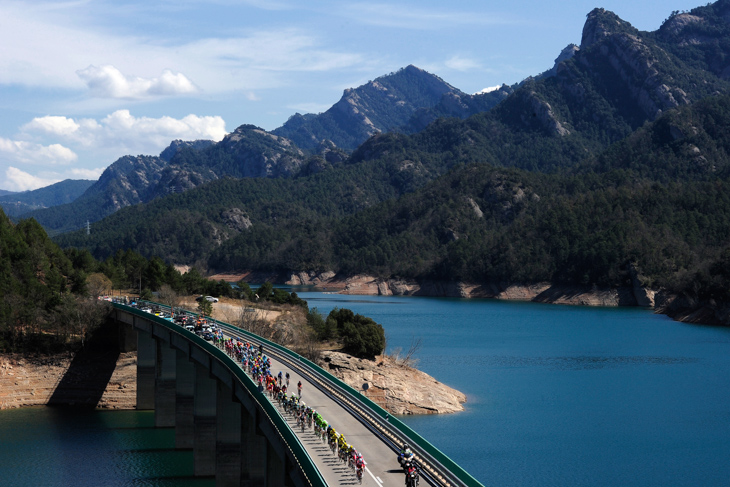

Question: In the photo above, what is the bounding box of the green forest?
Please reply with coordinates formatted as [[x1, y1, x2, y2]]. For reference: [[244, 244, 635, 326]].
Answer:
[[34, 2, 730, 327], [51, 92, 730, 313]]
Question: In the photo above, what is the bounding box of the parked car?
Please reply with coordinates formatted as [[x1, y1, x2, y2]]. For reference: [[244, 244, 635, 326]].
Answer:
[[195, 295, 219, 303]]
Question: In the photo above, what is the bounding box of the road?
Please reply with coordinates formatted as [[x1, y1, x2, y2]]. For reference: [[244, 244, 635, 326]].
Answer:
[[216, 335, 429, 487]]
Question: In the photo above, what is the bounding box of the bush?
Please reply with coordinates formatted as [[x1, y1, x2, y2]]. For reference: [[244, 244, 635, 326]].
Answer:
[[326, 308, 385, 359], [341, 320, 385, 360]]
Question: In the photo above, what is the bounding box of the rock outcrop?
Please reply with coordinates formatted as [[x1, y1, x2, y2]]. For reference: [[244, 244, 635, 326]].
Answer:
[[578, 8, 691, 120], [320, 351, 466, 415], [282, 271, 652, 307]]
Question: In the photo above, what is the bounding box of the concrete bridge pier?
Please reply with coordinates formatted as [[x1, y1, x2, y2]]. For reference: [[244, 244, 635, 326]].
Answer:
[[118, 307, 313, 487], [136, 329, 156, 410], [175, 350, 195, 449], [155, 341, 177, 427], [194, 363, 218, 477], [216, 382, 242, 487], [241, 402, 268, 486], [267, 441, 287, 487]]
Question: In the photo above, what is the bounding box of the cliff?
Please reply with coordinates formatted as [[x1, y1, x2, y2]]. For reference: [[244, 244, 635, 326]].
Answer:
[[320, 351, 466, 415]]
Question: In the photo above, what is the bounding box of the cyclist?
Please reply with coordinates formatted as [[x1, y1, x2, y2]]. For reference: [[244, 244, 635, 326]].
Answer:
[[355, 452, 366, 483]]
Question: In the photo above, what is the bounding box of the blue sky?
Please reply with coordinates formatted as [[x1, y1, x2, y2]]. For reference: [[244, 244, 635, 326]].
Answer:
[[0, 0, 706, 191]]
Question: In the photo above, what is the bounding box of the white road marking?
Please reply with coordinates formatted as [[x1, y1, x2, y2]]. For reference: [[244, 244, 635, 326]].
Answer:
[[366, 467, 383, 485]]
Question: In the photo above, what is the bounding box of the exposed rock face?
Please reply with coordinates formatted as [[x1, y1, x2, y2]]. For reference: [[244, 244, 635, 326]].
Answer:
[[273, 65, 461, 150], [518, 90, 571, 136], [320, 351, 466, 415], [542, 43, 581, 78], [660, 13, 706, 38], [159, 139, 215, 162], [629, 263, 656, 307], [0, 352, 136, 410], [282, 272, 653, 307], [28, 125, 307, 232], [96, 155, 169, 210], [221, 207, 252, 232], [578, 8, 691, 120], [286, 270, 337, 286], [218, 125, 306, 178]]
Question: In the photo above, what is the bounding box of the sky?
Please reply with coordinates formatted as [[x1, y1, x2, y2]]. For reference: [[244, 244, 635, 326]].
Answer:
[[0, 0, 708, 192]]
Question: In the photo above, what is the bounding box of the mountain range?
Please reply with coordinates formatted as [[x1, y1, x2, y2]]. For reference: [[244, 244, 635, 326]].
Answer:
[[14, 1, 730, 320], [0, 179, 94, 218]]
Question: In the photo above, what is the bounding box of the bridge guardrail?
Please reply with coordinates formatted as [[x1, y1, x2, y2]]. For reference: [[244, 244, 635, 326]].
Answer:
[[129, 300, 484, 487], [114, 303, 327, 487]]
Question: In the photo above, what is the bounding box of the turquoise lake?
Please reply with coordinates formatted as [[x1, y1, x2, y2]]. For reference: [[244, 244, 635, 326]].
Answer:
[[1, 294, 729, 486], [300, 292, 730, 487]]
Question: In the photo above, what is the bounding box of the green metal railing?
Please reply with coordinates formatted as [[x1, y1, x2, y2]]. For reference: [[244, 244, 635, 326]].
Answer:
[[114, 303, 327, 487], [206, 308, 483, 487], [124, 300, 484, 487]]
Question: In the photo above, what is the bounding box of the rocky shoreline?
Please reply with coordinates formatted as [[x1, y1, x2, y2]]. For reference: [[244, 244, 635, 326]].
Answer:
[[320, 351, 466, 415], [0, 348, 466, 415], [210, 270, 656, 306], [0, 352, 137, 410], [209, 269, 729, 327]]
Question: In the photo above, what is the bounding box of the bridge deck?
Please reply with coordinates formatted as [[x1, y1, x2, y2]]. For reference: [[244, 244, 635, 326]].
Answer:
[[267, 354, 421, 487], [216, 332, 431, 487]]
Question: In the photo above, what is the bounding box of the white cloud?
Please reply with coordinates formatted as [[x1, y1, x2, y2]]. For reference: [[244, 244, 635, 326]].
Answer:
[[4, 167, 60, 191], [23, 110, 227, 156], [445, 56, 481, 72], [477, 85, 502, 94], [23, 115, 83, 137], [0, 137, 77, 166], [76, 65, 198, 99], [0, 2, 365, 95]]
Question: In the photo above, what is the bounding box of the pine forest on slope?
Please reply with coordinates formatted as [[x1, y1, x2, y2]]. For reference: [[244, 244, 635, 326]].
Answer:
[[39, 1, 730, 323]]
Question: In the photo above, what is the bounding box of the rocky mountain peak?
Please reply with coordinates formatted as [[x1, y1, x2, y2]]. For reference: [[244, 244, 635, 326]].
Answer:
[[660, 13, 706, 37], [581, 8, 637, 49], [159, 139, 215, 162], [272, 65, 461, 150]]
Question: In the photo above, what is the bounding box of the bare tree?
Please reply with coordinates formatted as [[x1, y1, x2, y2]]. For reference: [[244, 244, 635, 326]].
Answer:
[[86, 273, 112, 298], [389, 334, 423, 367], [238, 304, 273, 340], [402, 335, 423, 367], [158, 285, 180, 313]]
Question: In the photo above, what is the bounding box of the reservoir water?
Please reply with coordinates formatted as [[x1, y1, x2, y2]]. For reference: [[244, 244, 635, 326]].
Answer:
[[299, 292, 730, 487], [2, 294, 729, 486]]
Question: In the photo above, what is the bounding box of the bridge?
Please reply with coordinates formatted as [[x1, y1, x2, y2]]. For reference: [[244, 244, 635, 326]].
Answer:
[[112, 301, 483, 487]]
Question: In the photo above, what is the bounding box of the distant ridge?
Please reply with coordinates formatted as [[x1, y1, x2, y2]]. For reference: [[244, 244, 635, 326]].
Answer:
[[272, 65, 463, 150], [0, 179, 94, 218]]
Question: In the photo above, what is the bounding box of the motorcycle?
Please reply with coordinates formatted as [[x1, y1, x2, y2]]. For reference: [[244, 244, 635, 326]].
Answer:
[[405, 462, 419, 487], [397, 449, 415, 470]]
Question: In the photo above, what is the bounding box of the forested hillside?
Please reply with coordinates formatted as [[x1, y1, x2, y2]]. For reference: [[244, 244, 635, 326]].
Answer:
[[0, 206, 259, 353], [53, 90, 730, 306], [43, 1, 730, 324], [0, 179, 93, 218]]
